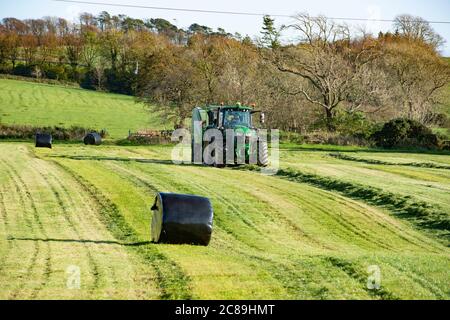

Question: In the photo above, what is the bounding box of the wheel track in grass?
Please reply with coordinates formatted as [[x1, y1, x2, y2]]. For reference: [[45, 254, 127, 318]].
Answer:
[[265, 164, 446, 252], [293, 189, 416, 252], [29, 159, 102, 294], [0, 171, 17, 274], [327, 254, 447, 299], [0, 158, 50, 299], [40, 166, 147, 298], [247, 178, 400, 252], [27, 147, 161, 299], [2, 158, 53, 299], [0, 158, 41, 298], [240, 176, 395, 252], [146, 162, 414, 252], [173, 165, 335, 251], [382, 259, 447, 299], [241, 166, 450, 244], [330, 193, 442, 253], [217, 166, 398, 251], [254, 169, 426, 251], [199, 166, 445, 298], [270, 166, 444, 252], [323, 256, 398, 300], [51, 159, 193, 300], [105, 162, 268, 250]]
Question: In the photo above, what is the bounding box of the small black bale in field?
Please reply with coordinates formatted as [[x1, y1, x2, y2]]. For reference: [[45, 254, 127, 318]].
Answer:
[[83, 132, 102, 145], [35, 133, 52, 148], [151, 193, 213, 246]]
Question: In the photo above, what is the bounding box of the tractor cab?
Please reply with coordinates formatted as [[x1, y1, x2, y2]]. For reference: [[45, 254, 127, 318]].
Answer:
[[200, 104, 262, 130], [221, 107, 252, 129]]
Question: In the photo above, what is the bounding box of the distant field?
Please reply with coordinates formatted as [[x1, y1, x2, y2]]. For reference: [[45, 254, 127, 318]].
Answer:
[[0, 79, 165, 139]]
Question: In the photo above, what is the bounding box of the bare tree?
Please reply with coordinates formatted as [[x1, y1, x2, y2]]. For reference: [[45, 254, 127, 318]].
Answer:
[[81, 31, 99, 69], [394, 14, 445, 50], [138, 46, 204, 128], [270, 13, 379, 130], [383, 40, 450, 124]]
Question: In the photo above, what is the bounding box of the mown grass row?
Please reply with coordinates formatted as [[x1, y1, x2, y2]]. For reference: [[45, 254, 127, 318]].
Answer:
[[50, 160, 193, 300], [33, 144, 450, 299], [239, 165, 450, 243], [329, 152, 450, 170]]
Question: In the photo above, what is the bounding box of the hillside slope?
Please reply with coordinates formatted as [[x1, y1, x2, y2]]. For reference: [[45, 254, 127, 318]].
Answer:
[[0, 79, 164, 139]]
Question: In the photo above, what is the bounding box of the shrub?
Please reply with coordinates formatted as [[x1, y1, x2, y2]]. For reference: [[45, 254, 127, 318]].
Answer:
[[43, 64, 67, 81], [80, 69, 97, 90], [333, 111, 377, 139], [305, 131, 369, 146], [104, 68, 134, 95], [280, 131, 305, 144], [117, 130, 173, 145], [0, 124, 105, 141], [13, 64, 33, 77], [371, 118, 441, 149], [309, 111, 376, 146]]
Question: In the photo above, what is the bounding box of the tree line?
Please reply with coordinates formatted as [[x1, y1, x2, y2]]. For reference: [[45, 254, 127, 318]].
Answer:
[[0, 11, 449, 139]]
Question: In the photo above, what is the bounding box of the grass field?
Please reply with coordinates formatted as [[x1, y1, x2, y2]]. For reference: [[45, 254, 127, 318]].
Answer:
[[0, 80, 449, 299], [0, 79, 165, 139], [0, 142, 448, 299]]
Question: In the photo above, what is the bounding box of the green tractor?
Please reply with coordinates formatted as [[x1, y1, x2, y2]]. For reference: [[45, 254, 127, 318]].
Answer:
[[191, 103, 269, 167]]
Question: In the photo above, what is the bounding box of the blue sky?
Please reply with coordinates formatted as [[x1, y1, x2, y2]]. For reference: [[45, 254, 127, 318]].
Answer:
[[1, 0, 449, 55]]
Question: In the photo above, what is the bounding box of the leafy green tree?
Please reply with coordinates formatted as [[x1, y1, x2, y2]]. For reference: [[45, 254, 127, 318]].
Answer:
[[260, 15, 280, 49], [188, 23, 212, 35]]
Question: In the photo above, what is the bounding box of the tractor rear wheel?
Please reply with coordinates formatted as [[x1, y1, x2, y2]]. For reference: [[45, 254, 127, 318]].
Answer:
[[258, 139, 269, 167], [213, 142, 226, 168]]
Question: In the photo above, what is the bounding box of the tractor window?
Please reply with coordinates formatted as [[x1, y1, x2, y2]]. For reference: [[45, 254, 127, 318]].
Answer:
[[222, 110, 251, 128]]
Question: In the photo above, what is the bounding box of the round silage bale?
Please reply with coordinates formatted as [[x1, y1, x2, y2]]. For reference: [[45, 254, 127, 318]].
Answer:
[[151, 192, 213, 246], [35, 133, 52, 148], [83, 132, 102, 145]]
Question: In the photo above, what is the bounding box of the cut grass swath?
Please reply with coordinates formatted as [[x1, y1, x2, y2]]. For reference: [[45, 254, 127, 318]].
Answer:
[[239, 165, 450, 244], [329, 152, 450, 170], [50, 160, 193, 300]]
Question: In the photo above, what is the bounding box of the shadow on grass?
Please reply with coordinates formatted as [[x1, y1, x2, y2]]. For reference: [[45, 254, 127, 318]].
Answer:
[[280, 144, 450, 155], [7, 236, 152, 247], [329, 152, 450, 170], [50, 154, 177, 165], [50, 154, 220, 168]]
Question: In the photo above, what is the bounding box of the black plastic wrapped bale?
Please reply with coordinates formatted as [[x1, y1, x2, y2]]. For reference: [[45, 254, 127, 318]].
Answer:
[[151, 193, 213, 246], [83, 132, 102, 145], [35, 133, 52, 148]]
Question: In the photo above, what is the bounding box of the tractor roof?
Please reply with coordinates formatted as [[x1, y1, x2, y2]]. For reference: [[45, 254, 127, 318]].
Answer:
[[205, 104, 253, 111]]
